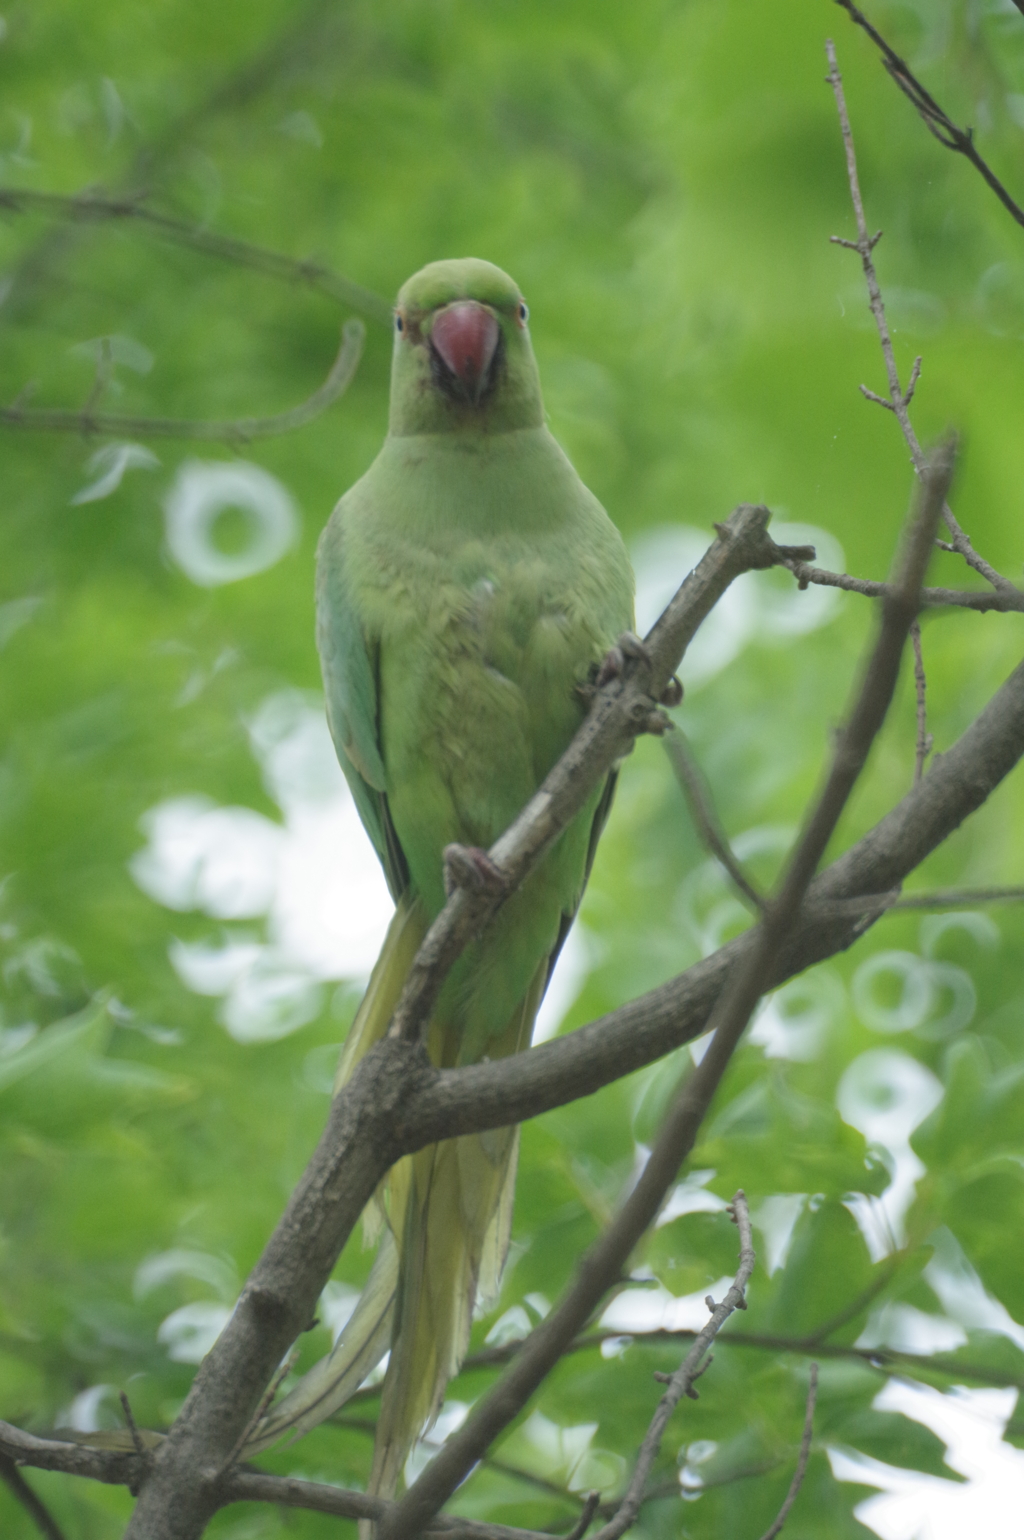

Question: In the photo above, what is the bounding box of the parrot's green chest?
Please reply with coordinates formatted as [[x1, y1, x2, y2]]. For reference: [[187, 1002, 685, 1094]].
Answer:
[[374, 532, 594, 850], [330, 425, 633, 917]]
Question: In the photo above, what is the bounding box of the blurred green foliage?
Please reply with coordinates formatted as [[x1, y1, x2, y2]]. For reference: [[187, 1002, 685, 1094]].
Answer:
[[3, 0, 1024, 1535]]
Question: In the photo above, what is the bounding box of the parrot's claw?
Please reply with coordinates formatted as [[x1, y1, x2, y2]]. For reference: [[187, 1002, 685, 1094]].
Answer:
[[660, 674, 684, 708], [443, 843, 507, 898], [595, 630, 651, 687]]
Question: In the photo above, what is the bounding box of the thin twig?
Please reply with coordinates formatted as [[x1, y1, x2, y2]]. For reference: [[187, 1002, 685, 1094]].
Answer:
[[826, 39, 1019, 599], [221, 1345, 301, 1474], [458, 1319, 1024, 1393], [788, 1255, 903, 1351], [0, 1423, 637, 1540], [784, 559, 1024, 613], [833, 0, 1024, 232], [663, 732, 764, 908], [12, 1281, 1024, 1532], [0, 1451, 68, 1540], [0, 317, 363, 443], [805, 883, 1024, 921], [910, 621, 932, 782], [869, 884, 1024, 910], [826, 42, 912, 434], [755, 1364, 818, 1540], [564, 1493, 601, 1540], [82, 335, 113, 417], [587, 1194, 756, 1540], [332, 1414, 596, 1516], [380, 446, 952, 1540], [0, 186, 394, 326], [119, 1393, 146, 1461]]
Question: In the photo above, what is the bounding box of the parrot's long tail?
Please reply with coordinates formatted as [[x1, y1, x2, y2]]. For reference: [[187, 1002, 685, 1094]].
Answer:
[[244, 891, 545, 1496], [364, 962, 544, 1502]]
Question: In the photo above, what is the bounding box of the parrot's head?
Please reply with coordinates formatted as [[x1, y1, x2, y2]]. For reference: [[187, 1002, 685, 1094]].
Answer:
[[388, 259, 543, 436]]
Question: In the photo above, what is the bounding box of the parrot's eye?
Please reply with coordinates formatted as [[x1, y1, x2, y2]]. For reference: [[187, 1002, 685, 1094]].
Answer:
[[517, 301, 529, 325], [394, 313, 405, 334]]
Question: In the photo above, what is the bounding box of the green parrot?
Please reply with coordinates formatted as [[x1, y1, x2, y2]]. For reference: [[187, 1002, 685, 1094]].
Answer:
[[245, 258, 634, 1497]]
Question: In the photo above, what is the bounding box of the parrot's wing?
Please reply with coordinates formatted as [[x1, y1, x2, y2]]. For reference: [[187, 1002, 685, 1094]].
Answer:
[[316, 516, 409, 901], [545, 766, 618, 985]]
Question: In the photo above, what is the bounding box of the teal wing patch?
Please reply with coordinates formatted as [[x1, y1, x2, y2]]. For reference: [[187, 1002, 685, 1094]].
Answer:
[[316, 511, 409, 901]]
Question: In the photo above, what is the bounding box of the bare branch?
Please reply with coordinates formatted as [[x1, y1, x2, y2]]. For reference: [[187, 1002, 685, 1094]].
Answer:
[[586, 1194, 756, 1540], [0, 186, 393, 326], [755, 1363, 817, 1540], [825, 44, 910, 430], [0, 318, 364, 443], [0, 1450, 68, 1540], [380, 445, 952, 1540], [826, 39, 1020, 599], [783, 559, 1024, 614], [0, 6, 374, 318], [845, 884, 1024, 912], [334, 1415, 598, 1518], [0, 1423, 626, 1540], [118, 1393, 147, 1466], [663, 731, 764, 909], [462, 1322, 1024, 1396], [833, 0, 1024, 232], [910, 621, 933, 782], [904, 355, 922, 407], [564, 1493, 601, 1540]]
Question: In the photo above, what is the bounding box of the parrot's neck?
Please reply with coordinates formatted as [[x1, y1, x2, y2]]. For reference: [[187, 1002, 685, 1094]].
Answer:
[[367, 426, 587, 540]]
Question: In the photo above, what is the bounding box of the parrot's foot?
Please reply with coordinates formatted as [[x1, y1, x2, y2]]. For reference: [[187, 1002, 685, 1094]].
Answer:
[[443, 843, 507, 898], [595, 629, 650, 686], [589, 633, 684, 710]]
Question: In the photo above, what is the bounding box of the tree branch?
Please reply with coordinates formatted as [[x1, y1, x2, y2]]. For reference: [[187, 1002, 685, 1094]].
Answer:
[[0, 1450, 67, 1540], [826, 39, 1020, 599], [8, 1302, 1022, 1534], [910, 620, 932, 782], [755, 1363, 817, 1540], [833, 0, 1024, 233], [0, 187, 393, 326], [586, 1194, 756, 1540], [462, 1322, 1024, 1395], [784, 559, 1024, 613], [0, 1, 365, 320], [379, 443, 951, 1540], [0, 1423, 621, 1540], [663, 731, 763, 909], [0, 318, 364, 443]]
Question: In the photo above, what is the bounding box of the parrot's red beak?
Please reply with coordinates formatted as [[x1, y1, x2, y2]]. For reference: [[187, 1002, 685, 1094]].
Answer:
[[430, 302, 500, 403]]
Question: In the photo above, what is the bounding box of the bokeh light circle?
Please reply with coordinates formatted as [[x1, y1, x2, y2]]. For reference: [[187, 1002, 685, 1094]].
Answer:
[[163, 460, 299, 586]]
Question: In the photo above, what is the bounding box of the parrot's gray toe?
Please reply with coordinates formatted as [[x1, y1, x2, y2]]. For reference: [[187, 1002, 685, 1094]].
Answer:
[[443, 843, 506, 898]]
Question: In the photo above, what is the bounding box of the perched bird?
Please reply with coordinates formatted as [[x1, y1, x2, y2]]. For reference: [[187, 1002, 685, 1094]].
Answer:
[[246, 258, 634, 1496]]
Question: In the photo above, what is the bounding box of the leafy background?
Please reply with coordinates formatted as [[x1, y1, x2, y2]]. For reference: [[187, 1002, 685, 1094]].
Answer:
[[3, 0, 1024, 1535]]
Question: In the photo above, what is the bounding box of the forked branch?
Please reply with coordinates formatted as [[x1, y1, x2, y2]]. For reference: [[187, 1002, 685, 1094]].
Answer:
[[826, 39, 1020, 600], [834, 0, 1024, 233]]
